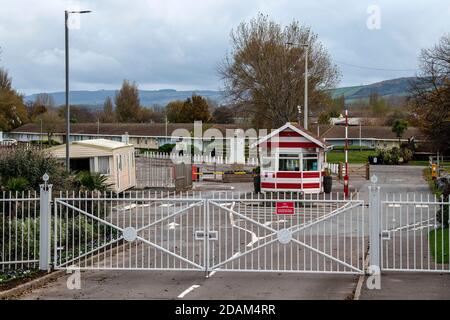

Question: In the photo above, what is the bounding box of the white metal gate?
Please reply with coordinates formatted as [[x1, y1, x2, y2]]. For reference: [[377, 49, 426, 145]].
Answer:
[[53, 192, 368, 275], [53, 192, 206, 271], [380, 193, 449, 273], [206, 193, 367, 274]]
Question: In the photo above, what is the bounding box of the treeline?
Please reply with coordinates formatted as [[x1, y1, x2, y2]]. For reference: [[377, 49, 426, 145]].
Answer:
[[0, 70, 236, 134]]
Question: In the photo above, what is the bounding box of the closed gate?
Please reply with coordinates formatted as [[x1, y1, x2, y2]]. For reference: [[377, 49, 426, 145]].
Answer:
[[380, 193, 450, 273], [53, 192, 368, 275], [207, 194, 367, 274], [53, 193, 206, 271]]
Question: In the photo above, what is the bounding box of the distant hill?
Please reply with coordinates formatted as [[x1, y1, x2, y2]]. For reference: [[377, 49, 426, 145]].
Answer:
[[330, 77, 418, 103], [25, 77, 420, 108], [25, 89, 226, 108]]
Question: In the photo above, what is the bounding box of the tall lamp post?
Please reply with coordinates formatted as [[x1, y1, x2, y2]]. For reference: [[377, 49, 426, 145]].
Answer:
[[303, 44, 309, 130], [287, 42, 309, 130], [65, 9, 91, 171]]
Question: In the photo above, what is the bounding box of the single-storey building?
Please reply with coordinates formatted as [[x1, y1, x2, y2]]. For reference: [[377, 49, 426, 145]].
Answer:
[[312, 125, 426, 149], [47, 139, 136, 193], [253, 123, 332, 194]]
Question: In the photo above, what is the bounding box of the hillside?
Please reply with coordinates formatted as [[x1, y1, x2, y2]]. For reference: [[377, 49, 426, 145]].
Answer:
[[25, 77, 419, 107], [25, 89, 225, 108], [330, 77, 418, 103]]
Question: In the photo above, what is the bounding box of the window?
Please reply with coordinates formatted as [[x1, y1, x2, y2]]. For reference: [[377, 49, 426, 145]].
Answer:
[[262, 157, 276, 171], [278, 154, 300, 172], [117, 155, 122, 171], [302, 153, 318, 171], [98, 156, 110, 174]]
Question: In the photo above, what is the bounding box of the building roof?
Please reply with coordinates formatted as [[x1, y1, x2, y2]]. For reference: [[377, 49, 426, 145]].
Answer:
[[314, 125, 425, 141], [10, 123, 253, 137], [73, 139, 132, 151], [251, 122, 332, 150], [46, 138, 133, 155]]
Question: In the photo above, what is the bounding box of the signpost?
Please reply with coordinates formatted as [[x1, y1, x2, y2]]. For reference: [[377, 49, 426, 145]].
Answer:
[[276, 202, 295, 215]]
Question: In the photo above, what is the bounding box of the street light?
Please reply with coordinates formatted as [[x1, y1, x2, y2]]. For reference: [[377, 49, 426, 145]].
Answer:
[[287, 42, 309, 130], [65, 10, 91, 171]]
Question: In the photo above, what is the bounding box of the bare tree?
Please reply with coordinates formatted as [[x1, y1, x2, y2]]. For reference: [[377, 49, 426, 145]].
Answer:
[[219, 14, 340, 128], [409, 34, 450, 153], [35, 110, 64, 143]]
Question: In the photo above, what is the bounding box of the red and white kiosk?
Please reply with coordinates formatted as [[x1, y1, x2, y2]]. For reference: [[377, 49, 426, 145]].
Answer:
[[253, 123, 332, 194]]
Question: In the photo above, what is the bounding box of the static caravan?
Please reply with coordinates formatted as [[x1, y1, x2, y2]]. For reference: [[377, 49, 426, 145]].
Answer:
[[47, 139, 136, 193], [253, 123, 332, 194]]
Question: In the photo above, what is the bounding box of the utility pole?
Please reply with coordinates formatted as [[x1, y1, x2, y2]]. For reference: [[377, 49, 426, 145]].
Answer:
[[65, 9, 91, 172], [304, 45, 309, 130]]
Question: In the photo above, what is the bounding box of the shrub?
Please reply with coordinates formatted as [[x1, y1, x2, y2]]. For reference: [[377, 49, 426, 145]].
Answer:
[[0, 216, 119, 268], [158, 144, 176, 153], [401, 147, 413, 163], [0, 149, 70, 190], [5, 177, 29, 192], [75, 171, 112, 192], [437, 203, 449, 228]]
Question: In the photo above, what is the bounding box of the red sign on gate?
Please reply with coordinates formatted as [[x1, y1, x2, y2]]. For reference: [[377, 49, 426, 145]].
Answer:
[[275, 202, 295, 215]]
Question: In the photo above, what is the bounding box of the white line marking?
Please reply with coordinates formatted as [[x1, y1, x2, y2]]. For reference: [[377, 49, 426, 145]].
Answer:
[[388, 204, 401, 208], [208, 271, 217, 277], [168, 222, 179, 230], [160, 204, 174, 208], [178, 285, 200, 298]]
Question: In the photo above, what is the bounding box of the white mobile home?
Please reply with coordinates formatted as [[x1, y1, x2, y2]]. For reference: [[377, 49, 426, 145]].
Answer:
[[47, 139, 136, 193]]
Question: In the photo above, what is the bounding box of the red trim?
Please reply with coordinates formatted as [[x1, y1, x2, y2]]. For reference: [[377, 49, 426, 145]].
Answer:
[[279, 131, 301, 137], [264, 142, 318, 148], [302, 172, 320, 178], [303, 183, 320, 189], [276, 172, 302, 178], [276, 183, 302, 189], [261, 182, 321, 189], [261, 182, 275, 188]]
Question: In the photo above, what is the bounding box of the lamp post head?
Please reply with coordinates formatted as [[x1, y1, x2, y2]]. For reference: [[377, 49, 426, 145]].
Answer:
[[68, 10, 92, 14]]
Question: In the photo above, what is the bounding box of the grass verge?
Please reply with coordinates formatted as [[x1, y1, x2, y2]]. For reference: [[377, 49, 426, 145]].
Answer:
[[429, 228, 449, 264], [326, 150, 376, 164]]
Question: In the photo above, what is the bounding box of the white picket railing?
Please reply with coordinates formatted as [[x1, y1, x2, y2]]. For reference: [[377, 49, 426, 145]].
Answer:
[[324, 162, 340, 175], [139, 151, 260, 166]]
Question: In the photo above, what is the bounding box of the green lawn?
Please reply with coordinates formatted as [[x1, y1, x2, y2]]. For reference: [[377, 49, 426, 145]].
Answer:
[[326, 150, 376, 164], [429, 228, 449, 264]]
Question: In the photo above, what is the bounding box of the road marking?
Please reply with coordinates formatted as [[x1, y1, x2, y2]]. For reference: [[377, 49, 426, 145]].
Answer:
[[178, 285, 200, 298], [387, 204, 401, 208], [168, 222, 179, 230], [117, 203, 151, 210], [208, 271, 217, 277], [160, 204, 174, 208], [415, 205, 429, 208]]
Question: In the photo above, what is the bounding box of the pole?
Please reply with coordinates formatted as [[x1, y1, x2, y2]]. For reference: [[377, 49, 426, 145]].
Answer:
[[65, 10, 70, 172], [359, 120, 362, 151], [165, 116, 168, 138], [40, 118, 43, 147], [304, 45, 309, 130], [344, 109, 349, 198]]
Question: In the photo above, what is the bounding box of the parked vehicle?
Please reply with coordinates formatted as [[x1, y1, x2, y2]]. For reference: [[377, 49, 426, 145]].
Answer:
[[0, 138, 17, 146]]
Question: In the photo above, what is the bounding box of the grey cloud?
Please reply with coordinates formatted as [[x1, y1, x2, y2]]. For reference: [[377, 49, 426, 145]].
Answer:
[[0, 0, 449, 94]]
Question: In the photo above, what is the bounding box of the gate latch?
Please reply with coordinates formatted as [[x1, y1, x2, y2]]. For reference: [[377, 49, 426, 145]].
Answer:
[[195, 231, 218, 240]]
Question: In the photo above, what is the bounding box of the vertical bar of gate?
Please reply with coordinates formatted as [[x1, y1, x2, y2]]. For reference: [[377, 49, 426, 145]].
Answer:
[[204, 198, 209, 276], [369, 185, 381, 273], [39, 175, 53, 271]]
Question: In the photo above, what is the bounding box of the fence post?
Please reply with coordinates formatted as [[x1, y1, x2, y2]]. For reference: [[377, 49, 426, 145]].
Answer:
[[366, 162, 370, 180], [368, 182, 381, 273], [39, 173, 53, 271]]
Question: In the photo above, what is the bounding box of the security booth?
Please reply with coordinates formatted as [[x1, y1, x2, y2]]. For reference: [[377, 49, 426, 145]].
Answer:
[[253, 123, 332, 194]]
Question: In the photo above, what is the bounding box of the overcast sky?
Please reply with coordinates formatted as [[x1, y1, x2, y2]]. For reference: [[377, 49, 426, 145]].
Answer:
[[1, 0, 449, 95]]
